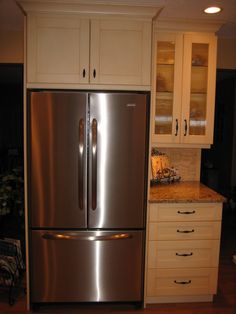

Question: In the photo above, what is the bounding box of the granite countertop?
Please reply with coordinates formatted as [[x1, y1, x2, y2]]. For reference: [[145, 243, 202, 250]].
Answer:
[[149, 181, 227, 203]]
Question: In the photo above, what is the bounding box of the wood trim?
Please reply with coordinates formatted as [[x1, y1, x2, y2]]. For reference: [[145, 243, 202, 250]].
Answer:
[[154, 18, 223, 33], [17, 1, 162, 19], [146, 294, 214, 303], [26, 82, 151, 90]]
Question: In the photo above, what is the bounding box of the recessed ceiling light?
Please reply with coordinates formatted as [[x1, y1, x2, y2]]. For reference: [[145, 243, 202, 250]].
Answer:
[[204, 6, 222, 14]]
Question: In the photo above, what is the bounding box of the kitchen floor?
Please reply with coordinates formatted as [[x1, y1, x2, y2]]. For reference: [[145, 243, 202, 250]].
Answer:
[[1, 209, 236, 314]]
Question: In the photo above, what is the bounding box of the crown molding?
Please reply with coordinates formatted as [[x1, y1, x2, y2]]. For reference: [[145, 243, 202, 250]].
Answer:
[[16, 0, 162, 19], [154, 17, 224, 33]]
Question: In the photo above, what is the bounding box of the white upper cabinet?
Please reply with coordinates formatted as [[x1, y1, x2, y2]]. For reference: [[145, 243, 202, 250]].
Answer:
[[152, 31, 217, 147], [26, 12, 152, 88], [27, 14, 90, 84], [90, 19, 151, 85], [181, 33, 217, 145]]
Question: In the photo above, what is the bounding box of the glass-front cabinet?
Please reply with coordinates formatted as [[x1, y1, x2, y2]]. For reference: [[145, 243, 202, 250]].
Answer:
[[152, 32, 217, 146], [154, 33, 183, 144]]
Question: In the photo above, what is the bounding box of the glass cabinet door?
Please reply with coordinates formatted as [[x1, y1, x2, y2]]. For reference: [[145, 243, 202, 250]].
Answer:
[[153, 33, 183, 143], [155, 41, 174, 135], [189, 43, 208, 136], [182, 34, 217, 144]]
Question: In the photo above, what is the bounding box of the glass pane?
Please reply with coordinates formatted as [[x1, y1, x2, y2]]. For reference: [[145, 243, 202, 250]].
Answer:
[[155, 41, 175, 135], [157, 41, 175, 65], [189, 43, 208, 136], [192, 43, 208, 66], [156, 65, 174, 92], [155, 92, 173, 134], [189, 94, 207, 135], [191, 66, 208, 93]]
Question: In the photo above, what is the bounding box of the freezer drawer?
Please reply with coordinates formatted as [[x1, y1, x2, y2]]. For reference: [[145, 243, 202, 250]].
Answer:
[[30, 230, 144, 303]]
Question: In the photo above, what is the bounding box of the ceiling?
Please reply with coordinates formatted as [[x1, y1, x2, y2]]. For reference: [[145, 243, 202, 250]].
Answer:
[[0, 0, 236, 37]]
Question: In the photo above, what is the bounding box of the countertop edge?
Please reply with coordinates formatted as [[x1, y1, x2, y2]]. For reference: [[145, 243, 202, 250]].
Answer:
[[149, 181, 227, 203]]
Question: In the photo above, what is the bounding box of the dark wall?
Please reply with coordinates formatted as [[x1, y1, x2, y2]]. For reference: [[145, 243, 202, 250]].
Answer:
[[0, 64, 23, 172], [201, 70, 236, 198]]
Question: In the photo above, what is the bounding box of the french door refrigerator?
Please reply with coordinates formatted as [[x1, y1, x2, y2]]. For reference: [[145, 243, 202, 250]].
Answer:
[[27, 90, 149, 305]]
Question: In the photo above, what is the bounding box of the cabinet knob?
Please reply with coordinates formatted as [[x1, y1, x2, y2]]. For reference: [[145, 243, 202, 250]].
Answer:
[[93, 69, 96, 78], [82, 69, 86, 78]]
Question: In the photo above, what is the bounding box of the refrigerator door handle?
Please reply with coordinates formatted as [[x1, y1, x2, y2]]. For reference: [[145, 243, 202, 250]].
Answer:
[[78, 118, 85, 210], [42, 232, 132, 241], [91, 118, 97, 210]]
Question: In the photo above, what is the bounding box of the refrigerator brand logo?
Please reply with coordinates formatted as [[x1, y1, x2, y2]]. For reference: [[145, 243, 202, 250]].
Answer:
[[126, 103, 136, 107]]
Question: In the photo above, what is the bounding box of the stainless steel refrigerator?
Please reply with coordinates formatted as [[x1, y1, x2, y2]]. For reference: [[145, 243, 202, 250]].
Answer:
[[27, 91, 149, 305]]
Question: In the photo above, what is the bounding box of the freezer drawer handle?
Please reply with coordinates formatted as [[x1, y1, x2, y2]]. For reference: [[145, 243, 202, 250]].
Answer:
[[174, 280, 191, 285], [78, 119, 84, 210], [177, 210, 196, 215], [42, 232, 132, 241], [92, 119, 97, 210]]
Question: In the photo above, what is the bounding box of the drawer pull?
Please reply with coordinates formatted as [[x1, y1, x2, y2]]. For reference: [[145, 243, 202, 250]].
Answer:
[[176, 252, 193, 257], [177, 210, 196, 215], [174, 280, 191, 285], [177, 229, 195, 233]]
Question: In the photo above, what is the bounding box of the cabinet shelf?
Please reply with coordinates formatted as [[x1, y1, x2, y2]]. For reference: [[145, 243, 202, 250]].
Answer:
[[156, 91, 173, 99], [191, 64, 208, 68], [157, 62, 174, 66]]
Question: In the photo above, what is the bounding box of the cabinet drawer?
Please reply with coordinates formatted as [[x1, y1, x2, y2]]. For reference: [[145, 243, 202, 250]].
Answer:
[[149, 203, 222, 222], [148, 240, 220, 268], [147, 268, 218, 296], [149, 221, 221, 240]]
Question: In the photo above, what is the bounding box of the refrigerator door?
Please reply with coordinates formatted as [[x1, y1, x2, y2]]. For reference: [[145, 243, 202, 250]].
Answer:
[[29, 91, 87, 228], [88, 93, 148, 229], [30, 230, 144, 303]]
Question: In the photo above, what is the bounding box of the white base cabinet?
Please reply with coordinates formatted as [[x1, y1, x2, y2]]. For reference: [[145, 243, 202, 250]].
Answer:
[[146, 202, 222, 303]]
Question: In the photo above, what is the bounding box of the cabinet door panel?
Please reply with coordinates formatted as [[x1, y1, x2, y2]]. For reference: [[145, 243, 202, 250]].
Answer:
[[90, 19, 151, 85], [181, 34, 217, 144], [152, 32, 183, 144], [27, 13, 89, 84]]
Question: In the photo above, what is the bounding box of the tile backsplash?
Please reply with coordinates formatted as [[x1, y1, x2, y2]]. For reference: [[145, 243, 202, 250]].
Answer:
[[153, 148, 201, 181]]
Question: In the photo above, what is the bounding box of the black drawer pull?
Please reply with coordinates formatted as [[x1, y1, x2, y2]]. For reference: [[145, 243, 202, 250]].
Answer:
[[176, 252, 193, 257], [177, 210, 196, 215], [174, 280, 191, 285], [177, 229, 195, 233]]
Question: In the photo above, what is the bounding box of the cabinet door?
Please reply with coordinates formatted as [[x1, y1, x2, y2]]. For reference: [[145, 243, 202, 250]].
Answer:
[[152, 32, 183, 144], [181, 33, 217, 144], [27, 13, 89, 84], [90, 19, 151, 85]]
